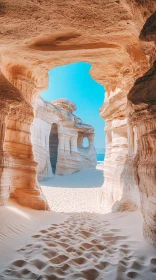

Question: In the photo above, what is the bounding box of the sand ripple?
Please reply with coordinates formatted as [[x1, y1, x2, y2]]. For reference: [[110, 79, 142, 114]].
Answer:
[[1, 213, 156, 280]]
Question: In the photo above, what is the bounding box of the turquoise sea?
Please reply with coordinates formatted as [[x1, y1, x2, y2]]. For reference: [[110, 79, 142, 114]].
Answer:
[[96, 153, 105, 162]]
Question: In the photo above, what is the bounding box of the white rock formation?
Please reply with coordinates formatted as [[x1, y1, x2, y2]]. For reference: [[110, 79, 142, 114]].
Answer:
[[31, 98, 97, 180], [100, 95, 141, 213]]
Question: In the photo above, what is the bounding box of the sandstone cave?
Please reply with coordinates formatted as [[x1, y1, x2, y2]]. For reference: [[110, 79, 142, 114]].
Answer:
[[0, 1, 156, 279]]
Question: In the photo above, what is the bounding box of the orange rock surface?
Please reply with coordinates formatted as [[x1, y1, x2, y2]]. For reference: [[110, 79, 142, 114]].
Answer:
[[0, 0, 155, 244]]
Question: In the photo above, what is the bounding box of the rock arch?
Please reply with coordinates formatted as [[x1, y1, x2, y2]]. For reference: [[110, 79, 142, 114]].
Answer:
[[82, 137, 89, 148]]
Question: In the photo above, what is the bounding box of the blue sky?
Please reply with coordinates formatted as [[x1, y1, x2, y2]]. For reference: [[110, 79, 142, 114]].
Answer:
[[41, 62, 105, 149]]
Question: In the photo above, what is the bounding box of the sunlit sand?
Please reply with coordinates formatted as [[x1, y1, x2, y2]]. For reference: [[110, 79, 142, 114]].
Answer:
[[0, 166, 155, 279], [41, 167, 104, 213]]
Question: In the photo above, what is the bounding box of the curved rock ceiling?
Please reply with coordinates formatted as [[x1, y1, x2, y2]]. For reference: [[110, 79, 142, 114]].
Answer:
[[0, 0, 155, 245]]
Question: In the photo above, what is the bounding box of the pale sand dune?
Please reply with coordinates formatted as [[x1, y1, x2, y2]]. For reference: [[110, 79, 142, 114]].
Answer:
[[0, 205, 156, 280], [0, 168, 156, 279], [0, 200, 66, 275]]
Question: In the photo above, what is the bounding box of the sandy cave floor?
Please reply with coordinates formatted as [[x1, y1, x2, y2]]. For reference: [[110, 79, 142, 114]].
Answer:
[[40, 166, 105, 213], [0, 165, 156, 280]]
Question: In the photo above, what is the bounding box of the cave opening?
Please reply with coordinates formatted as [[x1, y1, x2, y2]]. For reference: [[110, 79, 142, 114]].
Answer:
[[82, 137, 89, 148], [49, 123, 59, 174], [33, 61, 106, 191], [41, 61, 106, 165], [77, 132, 90, 151], [0, 8, 156, 272]]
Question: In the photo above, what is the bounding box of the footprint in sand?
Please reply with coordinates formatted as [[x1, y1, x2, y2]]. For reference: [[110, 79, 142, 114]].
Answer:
[[151, 258, 156, 265], [72, 257, 86, 265], [95, 260, 110, 270], [32, 234, 41, 238], [30, 259, 47, 270], [39, 229, 47, 234], [130, 260, 143, 270], [43, 249, 57, 259], [127, 271, 140, 279], [82, 268, 99, 280], [50, 254, 69, 265], [80, 242, 94, 250], [11, 259, 27, 268], [1, 214, 156, 280]]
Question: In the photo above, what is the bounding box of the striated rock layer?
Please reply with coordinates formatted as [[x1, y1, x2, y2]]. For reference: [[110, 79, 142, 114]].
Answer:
[[0, 1, 156, 244], [127, 11, 156, 246], [31, 97, 96, 180]]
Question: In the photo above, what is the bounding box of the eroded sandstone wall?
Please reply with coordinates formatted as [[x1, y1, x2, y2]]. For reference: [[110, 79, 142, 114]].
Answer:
[[127, 12, 156, 245], [99, 12, 156, 228], [0, 0, 155, 244], [0, 72, 24, 206], [0, 63, 49, 209]]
